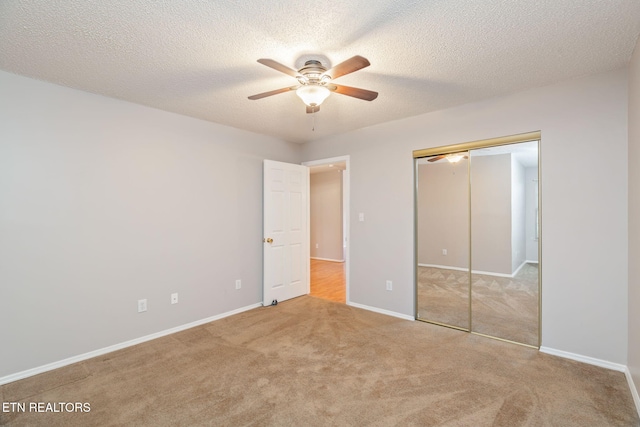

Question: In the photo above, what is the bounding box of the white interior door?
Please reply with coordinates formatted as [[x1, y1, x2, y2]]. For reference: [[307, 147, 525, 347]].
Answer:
[[263, 160, 309, 306]]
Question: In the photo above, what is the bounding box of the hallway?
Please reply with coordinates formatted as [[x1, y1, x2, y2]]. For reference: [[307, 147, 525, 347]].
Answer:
[[310, 259, 345, 303]]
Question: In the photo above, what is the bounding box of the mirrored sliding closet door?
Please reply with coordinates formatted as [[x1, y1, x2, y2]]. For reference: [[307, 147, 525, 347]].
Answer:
[[414, 133, 540, 348], [415, 151, 470, 330]]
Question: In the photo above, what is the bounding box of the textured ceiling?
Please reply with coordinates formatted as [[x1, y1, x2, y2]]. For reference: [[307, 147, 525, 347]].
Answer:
[[1, 1, 640, 144]]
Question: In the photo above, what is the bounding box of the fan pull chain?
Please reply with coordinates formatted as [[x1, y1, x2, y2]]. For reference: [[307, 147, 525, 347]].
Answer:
[[312, 111, 315, 131]]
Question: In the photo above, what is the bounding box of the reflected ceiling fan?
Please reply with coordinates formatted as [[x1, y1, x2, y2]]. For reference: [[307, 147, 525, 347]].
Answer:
[[428, 153, 469, 163], [248, 55, 378, 113]]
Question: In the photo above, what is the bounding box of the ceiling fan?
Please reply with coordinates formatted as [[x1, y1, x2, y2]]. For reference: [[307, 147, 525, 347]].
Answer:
[[248, 55, 378, 113], [428, 153, 469, 163]]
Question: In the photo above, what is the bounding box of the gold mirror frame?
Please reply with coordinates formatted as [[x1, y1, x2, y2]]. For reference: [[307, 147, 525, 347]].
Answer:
[[413, 131, 541, 348]]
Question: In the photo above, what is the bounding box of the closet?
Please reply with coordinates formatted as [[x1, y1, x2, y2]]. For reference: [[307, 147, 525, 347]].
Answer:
[[414, 132, 540, 347]]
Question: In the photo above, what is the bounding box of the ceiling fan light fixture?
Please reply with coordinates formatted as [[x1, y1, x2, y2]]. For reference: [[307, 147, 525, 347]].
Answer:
[[447, 154, 464, 163], [249, 56, 377, 112], [296, 85, 330, 107]]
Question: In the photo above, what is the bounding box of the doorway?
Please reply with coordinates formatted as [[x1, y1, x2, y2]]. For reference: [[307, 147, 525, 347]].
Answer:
[[303, 156, 350, 304]]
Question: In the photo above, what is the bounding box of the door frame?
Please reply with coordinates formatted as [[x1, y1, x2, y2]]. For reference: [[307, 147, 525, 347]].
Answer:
[[302, 155, 351, 304]]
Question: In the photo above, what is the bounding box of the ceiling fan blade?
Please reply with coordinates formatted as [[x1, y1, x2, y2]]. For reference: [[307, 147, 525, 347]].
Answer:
[[325, 55, 370, 80], [306, 105, 320, 114], [257, 59, 300, 78], [329, 84, 378, 101], [426, 154, 468, 162], [248, 86, 298, 100]]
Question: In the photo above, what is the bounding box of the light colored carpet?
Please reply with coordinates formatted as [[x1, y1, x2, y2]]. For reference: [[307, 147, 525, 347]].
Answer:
[[417, 266, 470, 329], [1, 296, 637, 426], [417, 264, 538, 346]]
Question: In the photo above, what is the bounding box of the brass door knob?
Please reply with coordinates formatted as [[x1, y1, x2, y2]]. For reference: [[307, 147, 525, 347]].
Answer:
[[264, 238, 273, 243]]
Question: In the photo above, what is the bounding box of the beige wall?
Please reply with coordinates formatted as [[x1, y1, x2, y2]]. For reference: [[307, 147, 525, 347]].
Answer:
[[511, 155, 527, 272], [302, 68, 629, 364], [628, 35, 640, 406], [418, 153, 530, 276], [471, 154, 513, 275], [417, 160, 469, 269], [310, 170, 343, 261], [525, 167, 539, 262], [0, 70, 301, 378]]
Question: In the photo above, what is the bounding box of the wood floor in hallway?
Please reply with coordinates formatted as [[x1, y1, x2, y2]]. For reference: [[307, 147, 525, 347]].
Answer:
[[310, 259, 345, 303]]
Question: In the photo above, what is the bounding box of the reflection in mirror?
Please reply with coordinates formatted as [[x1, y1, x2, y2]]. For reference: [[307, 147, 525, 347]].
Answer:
[[469, 142, 539, 346], [416, 152, 470, 330]]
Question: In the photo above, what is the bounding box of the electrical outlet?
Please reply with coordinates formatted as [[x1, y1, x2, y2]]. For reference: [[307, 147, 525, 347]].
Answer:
[[137, 299, 147, 313], [235, 279, 241, 290], [386, 280, 393, 291], [442, 249, 448, 255], [315, 243, 319, 249], [171, 293, 178, 304]]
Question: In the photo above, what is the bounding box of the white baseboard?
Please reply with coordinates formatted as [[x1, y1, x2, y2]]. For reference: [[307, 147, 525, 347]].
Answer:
[[536, 348, 639, 418], [418, 263, 468, 273], [419, 262, 536, 279], [310, 257, 344, 262], [347, 302, 414, 321], [472, 268, 515, 278], [511, 260, 527, 277], [0, 302, 262, 386], [539, 346, 626, 372], [625, 367, 640, 419]]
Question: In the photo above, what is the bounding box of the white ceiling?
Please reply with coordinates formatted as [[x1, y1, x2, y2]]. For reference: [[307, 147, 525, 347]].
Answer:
[[1, 1, 639, 144]]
